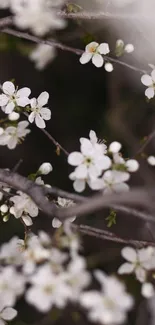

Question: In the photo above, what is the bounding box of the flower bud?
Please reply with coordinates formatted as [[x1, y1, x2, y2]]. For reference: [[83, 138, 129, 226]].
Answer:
[[124, 44, 134, 53], [0, 204, 8, 213], [109, 141, 122, 153], [8, 112, 20, 121], [38, 162, 53, 175]]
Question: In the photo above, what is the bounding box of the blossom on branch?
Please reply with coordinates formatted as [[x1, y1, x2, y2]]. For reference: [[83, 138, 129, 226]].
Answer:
[[0, 81, 31, 114], [28, 91, 51, 128], [80, 42, 111, 69], [141, 69, 155, 99]]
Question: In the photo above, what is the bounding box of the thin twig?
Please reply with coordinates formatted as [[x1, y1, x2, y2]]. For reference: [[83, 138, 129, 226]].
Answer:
[[1, 27, 147, 74], [24, 113, 69, 156], [12, 159, 23, 172], [136, 129, 155, 156], [75, 224, 155, 248]]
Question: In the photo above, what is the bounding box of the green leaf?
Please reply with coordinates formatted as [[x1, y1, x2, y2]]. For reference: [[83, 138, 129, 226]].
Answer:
[[106, 209, 117, 228]]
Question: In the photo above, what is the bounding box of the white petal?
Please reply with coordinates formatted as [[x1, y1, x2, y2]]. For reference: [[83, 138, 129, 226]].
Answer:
[[1, 307, 17, 320], [86, 42, 99, 52], [145, 87, 155, 99], [75, 164, 87, 179], [8, 112, 20, 121], [30, 98, 37, 108], [92, 54, 104, 67], [2, 81, 15, 95], [52, 217, 62, 228], [80, 138, 93, 155], [40, 108, 51, 120], [28, 111, 35, 123], [79, 52, 92, 64], [5, 102, 15, 114], [22, 215, 33, 226], [135, 267, 146, 282], [16, 97, 30, 107], [8, 137, 17, 149], [118, 262, 134, 274], [97, 155, 112, 170], [68, 152, 83, 166], [89, 130, 97, 144], [109, 141, 122, 153], [73, 179, 85, 192], [16, 87, 31, 98], [126, 159, 139, 172], [0, 94, 9, 106], [37, 91, 49, 107], [98, 43, 110, 54], [141, 282, 155, 298], [141, 74, 152, 86], [88, 178, 104, 190], [121, 247, 137, 262], [151, 69, 155, 82], [112, 183, 129, 192], [35, 114, 46, 128]]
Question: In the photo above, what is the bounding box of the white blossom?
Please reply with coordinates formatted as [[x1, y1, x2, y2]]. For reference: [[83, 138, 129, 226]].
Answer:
[[26, 264, 71, 312], [0, 121, 30, 149], [0, 81, 31, 114], [102, 170, 130, 193], [0, 236, 24, 265], [80, 270, 133, 325], [10, 190, 39, 226], [118, 246, 155, 282], [0, 266, 25, 308], [0, 307, 17, 325], [68, 137, 111, 192], [12, 0, 66, 36], [28, 91, 51, 128], [80, 42, 110, 68], [52, 197, 76, 228], [66, 255, 91, 301], [141, 69, 155, 99], [104, 62, 114, 72], [30, 44, 56, 70]]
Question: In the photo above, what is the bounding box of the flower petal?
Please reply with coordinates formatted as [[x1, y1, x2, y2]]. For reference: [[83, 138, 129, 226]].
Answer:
[[79, 52, 92, 65], [2, 81, 15, 95], [52, 217, 62, 228], [68, 152, 83, 166], [121, 247, 137, 262], [37, 91, 49, 107], [35, 114, 46, 128], [135, 267, 146, 282], [73, 179, 85, 192], [98, 43, 110, 55], [126, 159, 139, 172], [40, 108, 51, 120], [75, 164, 87, 179], [22, 215, 33, 226], [86, 42, 99, 52], [0, 94, 9, 107], [151, 69, 155, 82], [28, 112, 35, 123], [5, 102, 15, 114], [118, 262, 134, 274], [141, 74, 152, 86], [92, 54, 104, 67], [16, 97, 30, 107], [17, 87, 31, 98]]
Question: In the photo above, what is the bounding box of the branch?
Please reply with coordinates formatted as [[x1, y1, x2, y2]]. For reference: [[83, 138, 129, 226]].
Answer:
[[1, 27, 147, 74], [136, 129, 155, 157], [0, 16, 12, 28], [24, 113, 69, 156], [75, 224, 155, 248]]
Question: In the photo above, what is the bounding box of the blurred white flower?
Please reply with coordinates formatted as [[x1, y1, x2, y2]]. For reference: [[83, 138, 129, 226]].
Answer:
[[10, 190, 39, 226], [118, 246, 155, 282], [0, 236, 24, 265], [26, 264, 71, 312], [141, 69, 155, 99], [28, 91, 51, 128], [0, 121, 30, 149], [0, 81, 31, 114], [80, 270, 133, 325], [52, 197, 76, 228], [80, 42, 110, 68], [0, 266, 25, 308], [104, 62, 114, 72], [30, 44, 56, 70], [102, 170, 130, 193]]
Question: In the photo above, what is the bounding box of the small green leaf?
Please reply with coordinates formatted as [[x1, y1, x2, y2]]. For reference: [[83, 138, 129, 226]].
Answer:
[[106, 209, 117, 228]]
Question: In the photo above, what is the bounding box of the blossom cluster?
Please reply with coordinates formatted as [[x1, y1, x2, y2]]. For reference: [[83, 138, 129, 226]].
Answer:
[[68, 130, 139, 193], [0, 81, 51, 148], [118, 246, 155, 299], [0, 230, 134, 324]]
